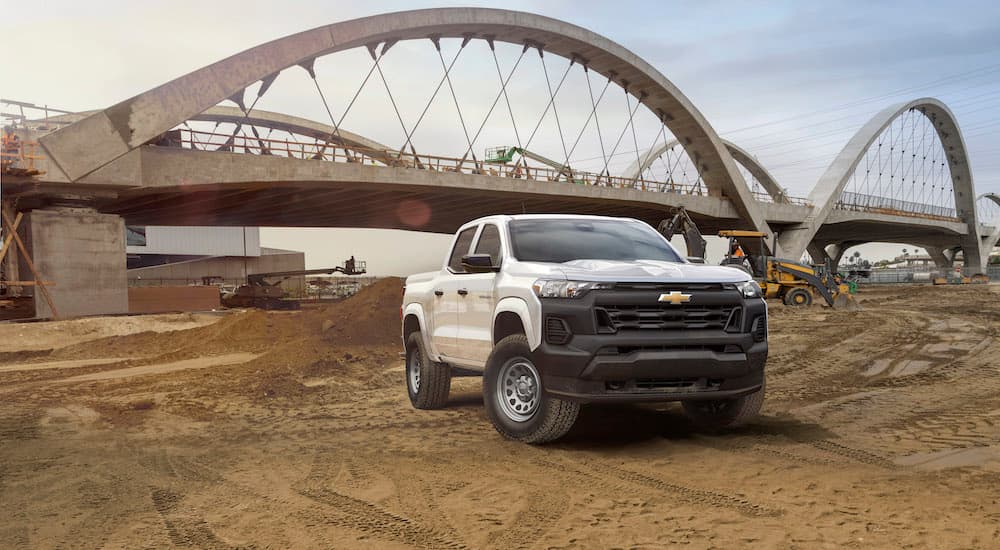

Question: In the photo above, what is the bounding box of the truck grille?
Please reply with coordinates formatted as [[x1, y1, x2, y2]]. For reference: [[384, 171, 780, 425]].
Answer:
[[596, 304, 738, 332]]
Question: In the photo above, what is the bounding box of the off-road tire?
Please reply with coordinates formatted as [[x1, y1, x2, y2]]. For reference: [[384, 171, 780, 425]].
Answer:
[[783, 287, 813, 306], [483, 334, 579, 444], [682, 381, 765, 431], [405, 332, 451, 409]]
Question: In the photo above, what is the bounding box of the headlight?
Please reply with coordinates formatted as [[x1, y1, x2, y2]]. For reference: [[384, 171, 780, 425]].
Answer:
[[735, 280, 762, 298], [532, 279, 611, 298]]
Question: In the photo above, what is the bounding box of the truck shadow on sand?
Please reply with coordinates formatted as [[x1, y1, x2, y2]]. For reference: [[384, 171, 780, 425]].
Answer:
[[442, 387, 838, 452], [555, 405, 836, 450]]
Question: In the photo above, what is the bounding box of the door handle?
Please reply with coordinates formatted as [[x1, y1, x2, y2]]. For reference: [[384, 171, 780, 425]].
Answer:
[[457, 289, 469, 296], [434, 290, 444, 297]]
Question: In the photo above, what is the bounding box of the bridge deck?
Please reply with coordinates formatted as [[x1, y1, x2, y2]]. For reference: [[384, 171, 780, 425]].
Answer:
[[7, 145, 971, 248]]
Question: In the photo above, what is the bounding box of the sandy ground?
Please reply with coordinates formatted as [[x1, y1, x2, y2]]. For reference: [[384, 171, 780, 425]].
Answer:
[[1, 280, 999, 549], [0, 312, 222, 353]]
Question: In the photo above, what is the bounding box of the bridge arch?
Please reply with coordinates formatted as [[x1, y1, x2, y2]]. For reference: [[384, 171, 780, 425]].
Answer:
[[776, 97, 983, 271], [626, 138, 792, 204], [40, 105, 391, 153], [39, 7, 771, 237]]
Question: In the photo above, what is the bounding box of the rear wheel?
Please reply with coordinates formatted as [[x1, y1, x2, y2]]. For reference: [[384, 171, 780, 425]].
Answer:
[[405, 332, 451, 409], [682, 382, 765, 431], [783, 287, 813, 306], [483, 334, 579, 444]]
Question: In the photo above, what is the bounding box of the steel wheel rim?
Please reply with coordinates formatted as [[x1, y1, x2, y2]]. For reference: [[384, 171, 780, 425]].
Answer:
[[496, 357, 541, 422], [408, 348, 421, 394]]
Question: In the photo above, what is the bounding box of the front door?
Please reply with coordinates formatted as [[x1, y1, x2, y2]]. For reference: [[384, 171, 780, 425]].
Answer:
[[453, 223, 502, 364]]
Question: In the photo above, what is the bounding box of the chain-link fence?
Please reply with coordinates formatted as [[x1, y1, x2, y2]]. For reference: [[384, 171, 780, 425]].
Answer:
[[856, 264, 999, 284]]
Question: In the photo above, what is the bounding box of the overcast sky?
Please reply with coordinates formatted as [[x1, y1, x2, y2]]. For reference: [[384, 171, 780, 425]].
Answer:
[[5, 1, 999, 273]]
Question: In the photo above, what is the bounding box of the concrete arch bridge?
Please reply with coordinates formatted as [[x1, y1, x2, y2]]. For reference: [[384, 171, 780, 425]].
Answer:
[[2, 8, 995, 317]]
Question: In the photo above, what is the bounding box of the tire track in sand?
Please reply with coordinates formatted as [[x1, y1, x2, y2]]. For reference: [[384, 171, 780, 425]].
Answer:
[[531, 455, 781, 518], [151, 488, 232, 549], [296, 453, 468, 550]]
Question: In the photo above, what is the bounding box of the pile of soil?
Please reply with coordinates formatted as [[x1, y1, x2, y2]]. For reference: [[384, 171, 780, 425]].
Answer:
[[313, 277, 404, 346], [220, 278, 405, 398], [26, 278, 406, 400], [48, 278, 402, 358]]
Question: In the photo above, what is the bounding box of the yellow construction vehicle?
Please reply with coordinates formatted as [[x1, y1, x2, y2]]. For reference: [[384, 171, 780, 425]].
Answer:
[[717, 230, 858, 308], [655, 213, 858, 308]]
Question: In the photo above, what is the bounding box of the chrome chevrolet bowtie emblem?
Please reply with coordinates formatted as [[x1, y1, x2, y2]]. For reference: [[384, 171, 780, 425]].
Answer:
[[658, 291, 692, 305]]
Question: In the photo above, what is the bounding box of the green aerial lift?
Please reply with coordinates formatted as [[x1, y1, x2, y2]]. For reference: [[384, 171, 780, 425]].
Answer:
[[484, 146, 580, 182]]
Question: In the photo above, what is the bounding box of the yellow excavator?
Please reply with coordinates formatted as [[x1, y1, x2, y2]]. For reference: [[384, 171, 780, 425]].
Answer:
[[718, 230, 858, 309], [657, 208, 858, 309]]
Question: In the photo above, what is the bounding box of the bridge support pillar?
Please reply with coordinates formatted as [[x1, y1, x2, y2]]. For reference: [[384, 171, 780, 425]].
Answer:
[[806, 241, 854, 268], [960, 241, 985, 274], [806, 242, 833, 265], [15, 207, 128, 319], [830, 244, 848, 267], [925, 246, 954, 269]]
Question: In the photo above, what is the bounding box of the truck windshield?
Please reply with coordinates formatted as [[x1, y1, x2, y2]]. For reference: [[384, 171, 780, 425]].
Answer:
[[508, 219, 683, 263]]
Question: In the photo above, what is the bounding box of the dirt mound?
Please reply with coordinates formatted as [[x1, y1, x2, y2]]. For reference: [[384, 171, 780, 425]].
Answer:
[[36, 278, 405, 400], [312, 277, 404, 346], [52, 278, 404, 361]]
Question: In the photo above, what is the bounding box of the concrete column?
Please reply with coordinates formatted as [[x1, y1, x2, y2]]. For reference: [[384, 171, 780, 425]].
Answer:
[[925, 246, 954, 269], [960, 241, 985, 274], [830, 244, 848, 267], [806, 241, 852, 267], [18, 208, 127, 318], [806, 242, 833, 265]]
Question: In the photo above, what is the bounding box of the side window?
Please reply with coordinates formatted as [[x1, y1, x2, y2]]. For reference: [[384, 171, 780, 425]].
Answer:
[[474, 224, 502, 266], [447, 227, 478, 273]]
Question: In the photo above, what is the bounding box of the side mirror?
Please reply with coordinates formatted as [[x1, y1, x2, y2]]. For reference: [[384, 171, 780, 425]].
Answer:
[[686, 256, 706, 264], [461, 254, 499, 273]]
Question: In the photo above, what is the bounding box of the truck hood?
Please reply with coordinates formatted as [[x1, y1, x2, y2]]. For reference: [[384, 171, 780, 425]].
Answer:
[[552, 259, 751, 284]]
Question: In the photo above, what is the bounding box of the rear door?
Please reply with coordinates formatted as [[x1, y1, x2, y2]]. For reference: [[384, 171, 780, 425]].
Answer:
[[430, 225, 478, 358], [453, 223, 502, 364]]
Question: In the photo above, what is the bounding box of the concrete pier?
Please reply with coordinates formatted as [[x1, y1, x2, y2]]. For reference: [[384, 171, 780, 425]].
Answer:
[[18, 208, 127, 318]]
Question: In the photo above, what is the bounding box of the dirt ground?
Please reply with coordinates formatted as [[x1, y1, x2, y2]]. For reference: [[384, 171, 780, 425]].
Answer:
[[1, 280, 999, 549]]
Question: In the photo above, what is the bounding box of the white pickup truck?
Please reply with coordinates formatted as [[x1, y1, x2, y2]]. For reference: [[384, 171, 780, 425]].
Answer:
[[401, 215, 768, 443]]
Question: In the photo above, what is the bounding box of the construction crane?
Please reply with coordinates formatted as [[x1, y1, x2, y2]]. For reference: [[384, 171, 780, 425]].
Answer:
[[222, 258, 367, 310]]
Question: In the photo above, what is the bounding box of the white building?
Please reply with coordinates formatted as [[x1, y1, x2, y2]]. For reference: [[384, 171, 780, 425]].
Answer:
[[126, 226, 305, 294]]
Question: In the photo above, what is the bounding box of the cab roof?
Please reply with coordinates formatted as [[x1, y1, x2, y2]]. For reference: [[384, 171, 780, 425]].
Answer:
[[463, 214, 640, 226]]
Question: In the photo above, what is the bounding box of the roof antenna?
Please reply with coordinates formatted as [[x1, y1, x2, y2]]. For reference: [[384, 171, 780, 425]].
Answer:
[[522, 201, 526, 214]]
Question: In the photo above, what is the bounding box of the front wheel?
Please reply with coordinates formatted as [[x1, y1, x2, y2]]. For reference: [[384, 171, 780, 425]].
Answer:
[[783, 287, 813, 306], [682, 382, 765, 431], [483, 334, 579, 444]]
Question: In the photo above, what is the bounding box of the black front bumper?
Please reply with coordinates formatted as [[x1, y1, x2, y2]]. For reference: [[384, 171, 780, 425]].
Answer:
[[536, 289, 767, 404]]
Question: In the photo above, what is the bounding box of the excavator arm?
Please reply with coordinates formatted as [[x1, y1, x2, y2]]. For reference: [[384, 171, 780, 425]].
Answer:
[[657, 207, 707, 260]]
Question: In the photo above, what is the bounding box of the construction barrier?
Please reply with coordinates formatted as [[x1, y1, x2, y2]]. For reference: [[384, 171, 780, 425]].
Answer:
[[128, 286, 221, 314]]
